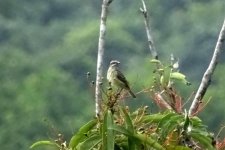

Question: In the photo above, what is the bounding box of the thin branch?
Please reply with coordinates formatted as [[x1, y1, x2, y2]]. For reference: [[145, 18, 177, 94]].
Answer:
[[191, 97, 212, 116], [95, 0, 113, 117], [140, 0, 158, 59], [140, 0, 174, 111], [189, 18, 225, 116]]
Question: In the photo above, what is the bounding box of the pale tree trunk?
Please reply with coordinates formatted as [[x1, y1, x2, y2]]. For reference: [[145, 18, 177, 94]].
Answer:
[[189, 19, 225, 116], [95, 0, 113, 117]]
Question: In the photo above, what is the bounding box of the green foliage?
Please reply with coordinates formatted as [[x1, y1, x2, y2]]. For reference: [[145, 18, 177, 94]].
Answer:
[[31, 59, 219, 150], [69, 119, 98, 149], [32, 107, 216, 149]]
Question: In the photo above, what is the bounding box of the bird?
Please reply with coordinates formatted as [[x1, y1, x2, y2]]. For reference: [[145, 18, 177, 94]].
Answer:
[[107, 60, 136, 98]]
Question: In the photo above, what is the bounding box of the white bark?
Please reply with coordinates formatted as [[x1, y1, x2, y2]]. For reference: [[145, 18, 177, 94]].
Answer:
[[95, 0, 112, 117], [189, 19, 225, 116]]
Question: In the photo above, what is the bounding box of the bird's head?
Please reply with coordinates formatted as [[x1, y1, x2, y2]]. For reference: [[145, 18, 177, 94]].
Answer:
[[110, 60, 120, 67]]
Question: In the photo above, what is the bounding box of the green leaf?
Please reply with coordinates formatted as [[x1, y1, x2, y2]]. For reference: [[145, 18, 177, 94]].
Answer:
[[183, 110, 190, 131], [159, 66, 172, 87], [134, 134, 165, 150], [102, 112, 107, 149], [190, 116, 207, 130], [109, 125, 165, 150], [170, 72, 186, 79], [170, 72, 191, 85], [163, 66, 172, 87], [76, 135, 102, 150], [102, 110, 114, 150], [107, 110, 115, 150], [121, 107, 134, 133], [69, 119, 97, 149], [109, 125, 133, 137], [30, 140, 58, 149], [158, 112, 177, 129], [141, 113, 165, 123], [159, 115, 183, 141], [190, 131, 215, 150]]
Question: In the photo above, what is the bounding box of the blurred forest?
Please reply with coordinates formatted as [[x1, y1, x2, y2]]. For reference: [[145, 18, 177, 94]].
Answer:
[[0, 0, 224, 149]]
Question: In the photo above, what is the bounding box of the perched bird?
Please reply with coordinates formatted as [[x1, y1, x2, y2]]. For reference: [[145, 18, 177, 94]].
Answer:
[[107, 60, 136, 98]]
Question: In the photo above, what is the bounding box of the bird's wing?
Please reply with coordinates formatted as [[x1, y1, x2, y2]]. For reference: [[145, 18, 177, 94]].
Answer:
[[116, 69, 129, 88]]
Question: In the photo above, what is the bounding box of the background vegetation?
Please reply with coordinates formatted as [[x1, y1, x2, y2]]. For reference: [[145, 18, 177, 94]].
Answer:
[[0, 0, 224, 149]]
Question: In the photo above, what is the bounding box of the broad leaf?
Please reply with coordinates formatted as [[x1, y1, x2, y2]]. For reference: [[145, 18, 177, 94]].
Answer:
[[69, 119, 97, 149], [76, 135, 101, 150]]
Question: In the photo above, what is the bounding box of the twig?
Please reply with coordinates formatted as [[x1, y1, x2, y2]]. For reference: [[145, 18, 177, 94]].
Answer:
[[191, 97, 212, 116], [140, 0, 174, 111], [216, 124, 225, 139], [189, 18, 225, 116], [95, 0, 113, 117], [140, 0, 158, 59]]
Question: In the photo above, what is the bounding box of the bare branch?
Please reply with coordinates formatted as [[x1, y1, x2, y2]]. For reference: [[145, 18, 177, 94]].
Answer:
[[95, 0, 113, 117], [189, 18, 225, 116], [140, 0, 174, 111], [140, 0, 158, 59]]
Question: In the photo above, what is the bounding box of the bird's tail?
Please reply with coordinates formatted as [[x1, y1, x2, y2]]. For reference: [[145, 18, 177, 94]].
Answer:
[[129, 89, 136, 98]]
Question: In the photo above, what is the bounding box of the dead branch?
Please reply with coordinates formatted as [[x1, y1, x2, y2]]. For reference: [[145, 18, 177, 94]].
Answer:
[[140, 0, 158, 59], [95, 0, 113, 117], [189, 18, 225, 116], [140, 0, 174, 111]]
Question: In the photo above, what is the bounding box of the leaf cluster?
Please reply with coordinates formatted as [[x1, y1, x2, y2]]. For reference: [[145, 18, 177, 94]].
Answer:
[[31, 60, 220, 150], [31, 107, 216, 150]]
